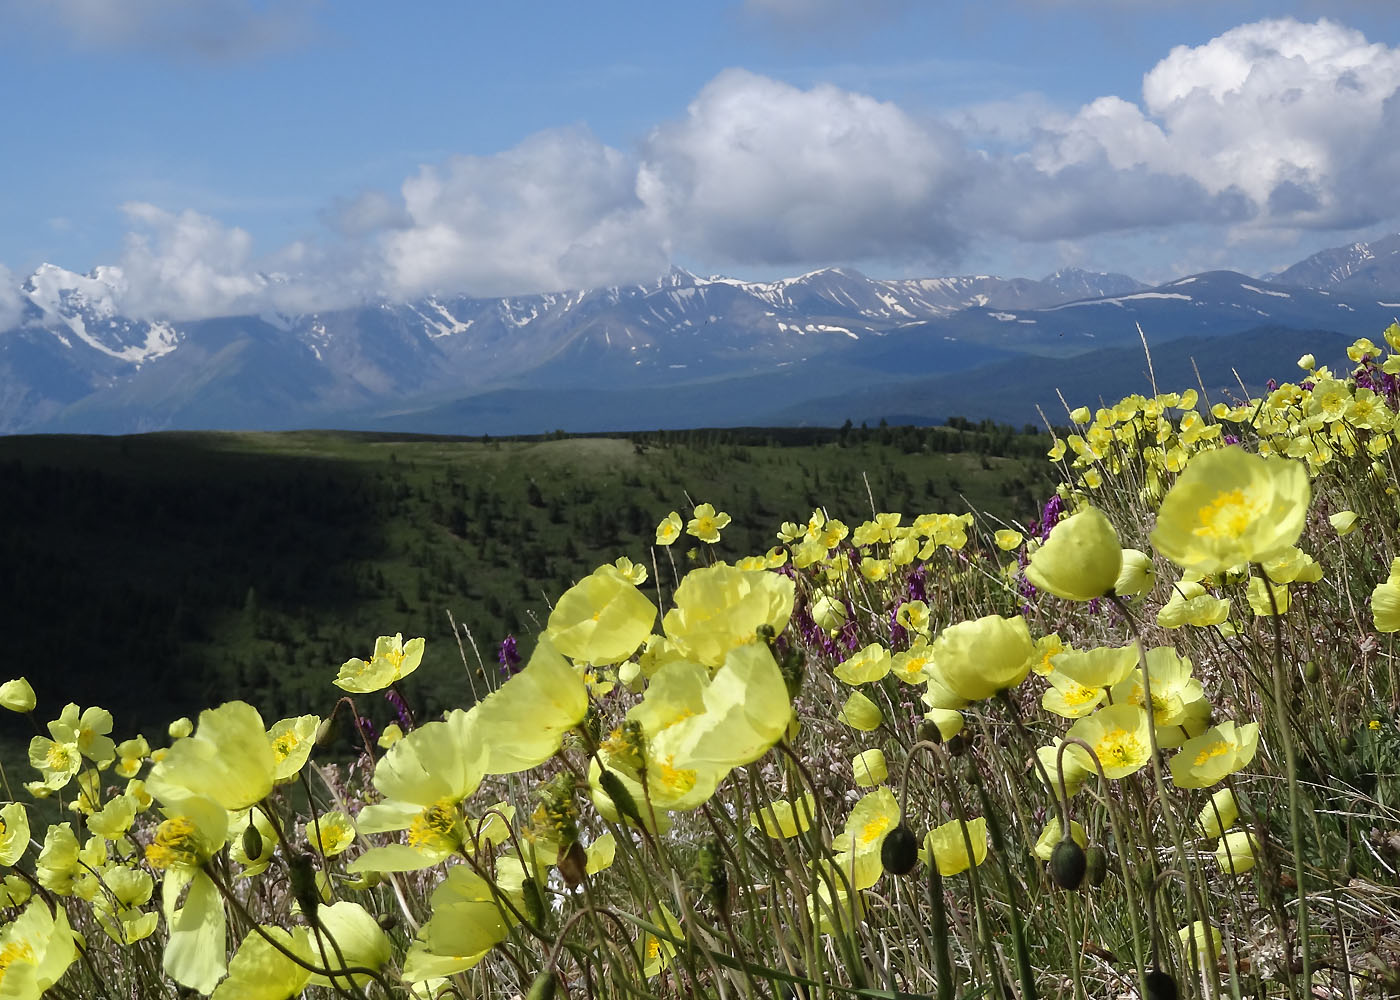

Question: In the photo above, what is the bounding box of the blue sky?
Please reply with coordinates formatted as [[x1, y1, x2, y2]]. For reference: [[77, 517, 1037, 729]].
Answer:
[[2, 0, 1398, 322]]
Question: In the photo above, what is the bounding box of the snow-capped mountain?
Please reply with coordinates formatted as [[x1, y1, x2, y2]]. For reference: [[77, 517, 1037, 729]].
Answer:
[[1, 250, 1395, 435], [1270, 233, 1400, 294]]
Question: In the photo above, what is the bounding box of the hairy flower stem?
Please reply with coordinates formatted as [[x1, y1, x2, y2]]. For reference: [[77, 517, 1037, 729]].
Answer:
[[1258, 570, 1313, 996], [1110, 595, 1220, 1000], [971, 774, 1037, 1000]]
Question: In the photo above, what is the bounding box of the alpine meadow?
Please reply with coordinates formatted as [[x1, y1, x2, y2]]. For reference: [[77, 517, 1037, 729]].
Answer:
[[5, 5, 1400, 1000]]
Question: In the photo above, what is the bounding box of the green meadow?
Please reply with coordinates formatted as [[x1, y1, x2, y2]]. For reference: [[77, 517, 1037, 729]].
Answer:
[[0, 422, 1054, 737]]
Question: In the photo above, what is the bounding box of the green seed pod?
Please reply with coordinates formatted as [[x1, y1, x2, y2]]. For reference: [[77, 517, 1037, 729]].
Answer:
[[1083, 846, 1108, 887], [526, 970, 559, 1000], [521, 876, 547, 929], [947, 733, 970, 758], [1341, 735, 1356, 755], [1143, 968, 1179, 1000], [915, 720, 944, 745], [377, 912, 399, 932], [780, 647, 806, 699], [1303, 660, 1321, 683], [881, 823, 920, 876], [598, 768, 645, 827], [241, 820, 263, 863], [287, 852, 320, 923], [695, 838, 730, 914], [1050, 837, 1087, 890], [313, 715, 338, 749]]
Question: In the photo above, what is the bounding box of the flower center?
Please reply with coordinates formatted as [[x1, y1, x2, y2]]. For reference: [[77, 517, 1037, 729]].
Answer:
[[1193, 488, 1262, 541], [1097, 727, 1144, 767], [1193, 740, 1232, 767], [407, 800, 459, 850], [145, 816, 202, 870]]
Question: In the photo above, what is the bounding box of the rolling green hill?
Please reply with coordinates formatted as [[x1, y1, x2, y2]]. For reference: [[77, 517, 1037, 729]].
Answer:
[[0, 425, 1054, 753]]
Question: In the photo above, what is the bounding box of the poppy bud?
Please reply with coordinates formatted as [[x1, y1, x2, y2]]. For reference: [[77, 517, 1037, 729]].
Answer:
[[881, 823, 920, 876], [1303, 660, 1321, 683], [521, 878, 547, 929], [916, 720, 944, 745], [598, 768, 644, 827], [1143, 968, 1179, 1000], [1050, 837, 1087, 890], [1083, 846, 1108, 887], [241, 820, 263, 863], [526, 970, 559, 1000], [313, 715, 338, 749], [287, 852, 320, 922], [695, 838, 729, 914]]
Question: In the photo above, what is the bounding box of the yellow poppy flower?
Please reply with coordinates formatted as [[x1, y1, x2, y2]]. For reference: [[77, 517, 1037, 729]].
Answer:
[[835, 643, 893, 685], [1025, 507, 1123, 601], [1151, 447, 1310, 573], [686, 502, 731, 544], [1171, 721, 1259, 788], [920, 816, 989, 876], [1215, 830, 1259, 875], [655, 511, 683, 545], [927, 614, 1033, 702], [473, 639, 587, 775], [838, 691, 884, 731], [0, 678, 35, 713], [662, 563, 795, 668], [1114, 548, 1156, 597], [1066, 704, 1153, 779], [852, 749, 888, 787], [334, 634, 425, 694], [1197, 788, 1238, 837], [750, 792, 816, 838], [1034, 817, 1087, 860], [547, 564, 658, 665], [0, 901, 77, 999]]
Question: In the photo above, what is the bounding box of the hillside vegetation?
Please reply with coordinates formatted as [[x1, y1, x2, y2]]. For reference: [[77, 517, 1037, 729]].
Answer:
[[0, 422, 1053, 737]]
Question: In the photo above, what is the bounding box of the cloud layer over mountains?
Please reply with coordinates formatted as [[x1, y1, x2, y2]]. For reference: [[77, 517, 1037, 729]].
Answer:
[[8, 16, 1400, 324]]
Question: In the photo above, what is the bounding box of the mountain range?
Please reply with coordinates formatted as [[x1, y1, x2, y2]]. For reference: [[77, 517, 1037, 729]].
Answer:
[[4, 234, 1399, 435]]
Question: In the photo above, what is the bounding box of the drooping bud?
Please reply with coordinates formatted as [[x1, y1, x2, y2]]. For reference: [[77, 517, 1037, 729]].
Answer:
[[597, 768, 644, 827], [526, 970, 559, 1000], [695, 838, 730, 914], [1050, 837, 1087, 890], [287, 851, 321, 923], [557, 840, 589, 889], [1083, 846, 1108, 887], [1143, 968, 1179, 1000], [521, 878, 547, 929], [314, 714, 338, 749], [881, 823, 920, 876], [241, 819, 263, 863]]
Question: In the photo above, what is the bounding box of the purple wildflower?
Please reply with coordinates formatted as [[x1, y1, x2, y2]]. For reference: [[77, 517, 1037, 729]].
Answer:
[[498, 635, 522, 676], [384, 687, 413, 730], [1223, 434, 1240, 446]]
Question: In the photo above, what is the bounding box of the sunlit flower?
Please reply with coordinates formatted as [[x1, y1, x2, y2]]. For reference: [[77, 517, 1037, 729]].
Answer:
[[835, 643, 892, 685], [1151, 447, 1310, 573], [1034, 817, 1087, 860], [1171, 721, 1260, 789], [750, 792, 816, 838], [547, 563, 658, 665], [655, 511, 683, 545], [1026, 507, 1123, 601], [0, 678, 35, 713], [1066, 704, 1153, 780], [838, 691, 884, 731], [1215, 830, 1259, 875], [662, 563, 795, 668], [928, 614, 1033, 702], [852, 749, 888, 787], [334, 634, 425, 694], [686, 503, 731, 544], [920, 816, 989, 876]]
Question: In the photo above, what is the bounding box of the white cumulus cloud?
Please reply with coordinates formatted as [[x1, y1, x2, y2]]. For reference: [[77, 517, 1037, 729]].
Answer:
[[1017, 18, 1400, 233], [638, 69, 968, 267], [377, 126, 667, 300]]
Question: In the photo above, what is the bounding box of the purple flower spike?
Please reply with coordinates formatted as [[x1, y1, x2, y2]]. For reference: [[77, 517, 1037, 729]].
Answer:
[[498, 635, 522, 676]]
